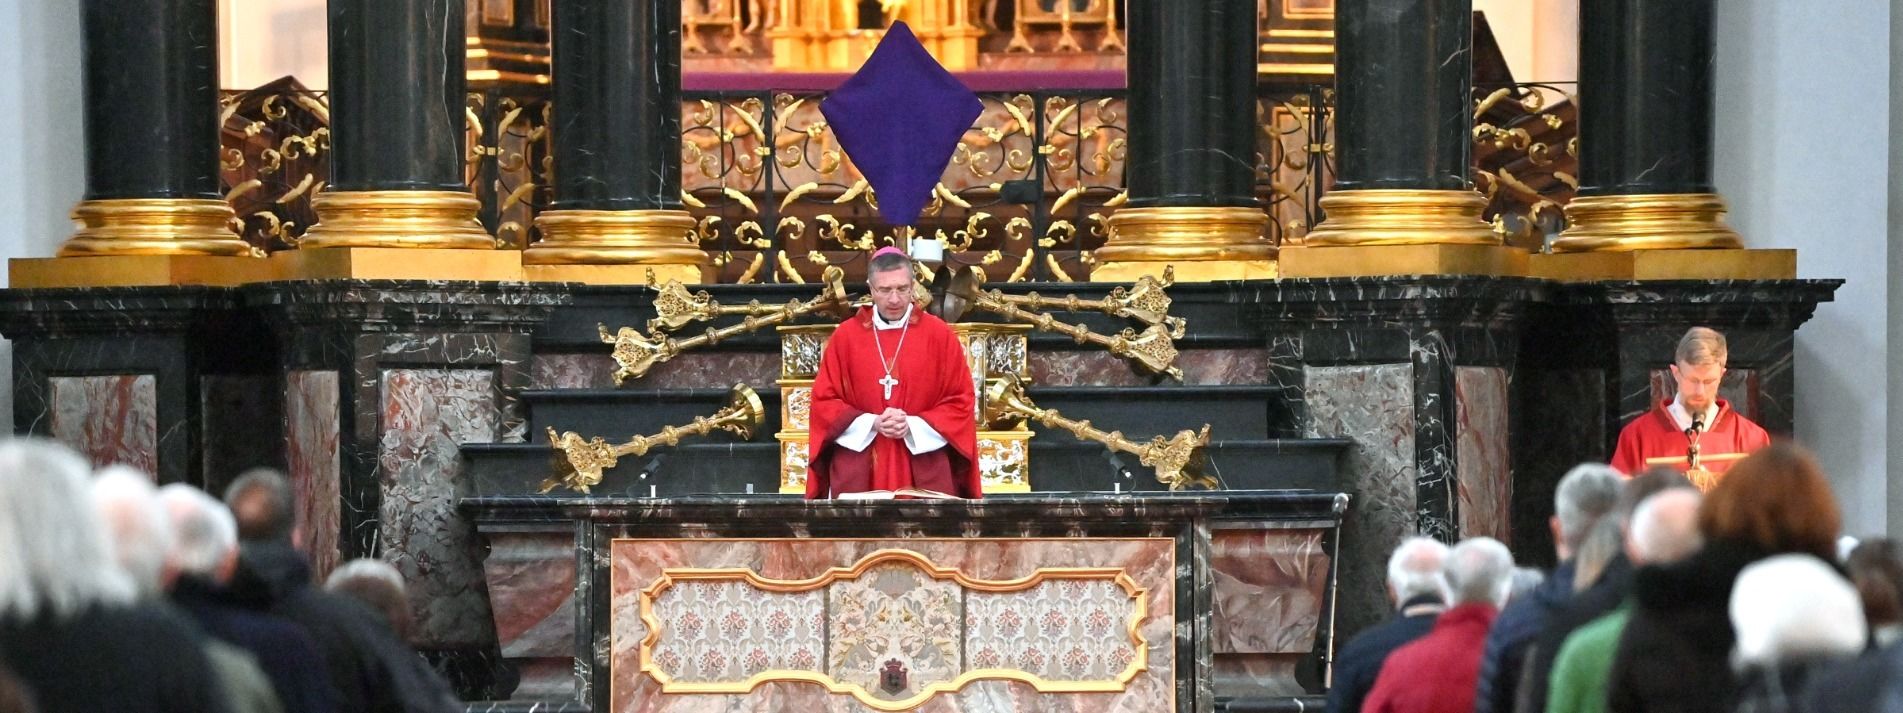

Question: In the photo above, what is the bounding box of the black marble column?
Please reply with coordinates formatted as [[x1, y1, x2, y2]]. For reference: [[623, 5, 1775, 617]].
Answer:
[[1123, 0, 1258, 208], [327, 0, 468, 191], [1332, 0, 1473, 191], [548, 0, 682, 211], [81, 0, 222, 200], [1575, 0, 1715, 196]]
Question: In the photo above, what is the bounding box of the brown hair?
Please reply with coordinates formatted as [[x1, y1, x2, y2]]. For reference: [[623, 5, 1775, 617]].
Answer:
[[1697, 442, 1840, 560], [1848, 539, 1903, 629]]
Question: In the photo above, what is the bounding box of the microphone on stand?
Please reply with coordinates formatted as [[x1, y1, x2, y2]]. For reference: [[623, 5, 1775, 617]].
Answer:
[[1686, 412, 1706, 438]]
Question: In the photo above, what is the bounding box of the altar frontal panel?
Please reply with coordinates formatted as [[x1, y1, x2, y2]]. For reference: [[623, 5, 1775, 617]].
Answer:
[[610, 538, 1175, 711]]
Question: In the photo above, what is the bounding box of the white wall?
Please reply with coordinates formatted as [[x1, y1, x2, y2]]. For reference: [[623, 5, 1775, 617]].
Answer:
[[1714, 1, 1894, 537], [1889, 2, 1903, 542], [1474, 0, 1578, 84], [0, 0, 86, 433]]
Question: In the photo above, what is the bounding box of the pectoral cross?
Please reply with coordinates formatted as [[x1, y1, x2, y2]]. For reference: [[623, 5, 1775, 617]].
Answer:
[[879, 374, 899, 400]]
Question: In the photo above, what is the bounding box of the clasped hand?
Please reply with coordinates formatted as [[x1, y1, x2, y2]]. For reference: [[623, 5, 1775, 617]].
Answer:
[[875, 407, 911, 440]]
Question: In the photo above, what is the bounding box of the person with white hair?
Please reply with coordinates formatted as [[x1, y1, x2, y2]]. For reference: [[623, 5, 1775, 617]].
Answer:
[[1547, 487, 1704, 713], [1328, 537, 1450, 713], [94, 467, 285, 713], [0, 439, 227, 713], [1364, 537, 1516, 713], [323, 559, 462, 713], [161, 484, 337, 713], [1477, 463, 1625, 713], [1727, 555, 1867, 713]]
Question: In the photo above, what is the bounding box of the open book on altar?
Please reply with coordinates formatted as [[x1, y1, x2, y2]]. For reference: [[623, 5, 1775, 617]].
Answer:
[[837, 488, 962, 500]]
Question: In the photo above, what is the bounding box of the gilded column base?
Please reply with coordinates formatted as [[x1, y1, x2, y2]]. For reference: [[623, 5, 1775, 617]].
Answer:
[[270, 247, 524, 281], [1093, 206, 1276, 282], [11, 254, 274, 288], [1531, 248, 1795, 281], [298, 190, 495, 250], [59, 198, 253, 257], [1278, 243, 1530, 278], [1550, 193, 1744, 252], [1303, 189, 1497, 246], [522, 209, 710, 284]]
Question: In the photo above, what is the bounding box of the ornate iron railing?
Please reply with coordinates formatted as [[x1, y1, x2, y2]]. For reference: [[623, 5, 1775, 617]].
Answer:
[[218, 81, 1579, 278]]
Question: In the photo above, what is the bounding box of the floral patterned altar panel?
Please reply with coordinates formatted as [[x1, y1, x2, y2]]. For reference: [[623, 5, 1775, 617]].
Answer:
[[611, 538, 1173, 713], [647, 581, 824, 682], [967, 579, 1141, 680]]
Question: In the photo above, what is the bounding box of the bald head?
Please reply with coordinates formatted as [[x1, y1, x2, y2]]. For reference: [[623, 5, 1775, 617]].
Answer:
[[1627, 488, 1704, 565]]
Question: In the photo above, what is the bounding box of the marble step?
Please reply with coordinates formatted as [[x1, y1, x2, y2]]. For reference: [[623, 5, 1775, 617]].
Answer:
[[461, 437, 1348, 498], [520, 384, 1278, 442]]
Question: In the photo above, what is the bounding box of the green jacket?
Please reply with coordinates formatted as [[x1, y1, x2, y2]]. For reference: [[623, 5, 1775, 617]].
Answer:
[[1546, 605, 1633, 713]]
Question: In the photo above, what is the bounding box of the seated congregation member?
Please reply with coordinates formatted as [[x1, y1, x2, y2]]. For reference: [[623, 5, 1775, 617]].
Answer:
[[223, 468, 411, 713], [1546, 488, 1704, 713], [1328, 537, 1450, 713], [325, 560, 461, 713], [1363, 537, 1516, 713], [1843, 538, 1903, 648], [1605, 443, 1841, 713], [1476, 464, 1623, 713], [93, 468, 279, 713], [1610, 327, 1771, 484], [0, 439, 228, 713], [1728, 554, 1867, 713], [1520, 469, 1695, 713], [161, 483, 337, 713]]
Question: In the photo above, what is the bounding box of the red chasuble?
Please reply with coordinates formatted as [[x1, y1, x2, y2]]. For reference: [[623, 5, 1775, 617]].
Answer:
[[1610, 398, 1771, 477], [806, 306, 981, 499]]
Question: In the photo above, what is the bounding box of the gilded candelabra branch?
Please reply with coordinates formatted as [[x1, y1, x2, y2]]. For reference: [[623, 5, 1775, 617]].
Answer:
[[601, 266, 851, 384], [942, 265, 1183, 379], [542, 384, 766, 493], [982, 375, 1215, 491]]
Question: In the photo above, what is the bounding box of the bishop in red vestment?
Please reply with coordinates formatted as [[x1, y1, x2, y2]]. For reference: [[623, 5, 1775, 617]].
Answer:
[[1610, 327, 1771, 478], [805, 250, 981, 499]]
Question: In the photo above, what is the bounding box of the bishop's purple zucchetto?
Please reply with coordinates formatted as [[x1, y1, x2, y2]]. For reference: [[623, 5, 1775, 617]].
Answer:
[[819, 22, 983, 228]]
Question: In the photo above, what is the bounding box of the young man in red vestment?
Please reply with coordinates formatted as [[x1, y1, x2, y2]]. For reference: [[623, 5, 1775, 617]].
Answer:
[[805, 249, 981, 499], [1610, 327, 1771, 482]]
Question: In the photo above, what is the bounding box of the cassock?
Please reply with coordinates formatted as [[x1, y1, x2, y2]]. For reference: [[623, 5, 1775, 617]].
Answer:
[[806, 305, 981, 499], [1610, 397, 1770, 477]]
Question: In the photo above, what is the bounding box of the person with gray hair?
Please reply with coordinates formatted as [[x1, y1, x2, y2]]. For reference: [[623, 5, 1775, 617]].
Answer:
[[1364, 537, 1516, 713], [1547, 487, 1703, 713], [161, 484, 337, 713], [1328, 537, 1450, 713], [0, 440, 227, 713], [1476, 463, 1624, 713]]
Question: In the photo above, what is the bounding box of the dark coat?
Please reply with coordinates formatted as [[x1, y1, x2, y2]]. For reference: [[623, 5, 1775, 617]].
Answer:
[[173, 574, 339, 713], [1520, 553, 1636, 713], [229, 542, 406, 713], [1477, 560, 1577, 713], [0, 601, 232, 713], [1733, 658, 1850, 713], [1328, 594, 1446, 713], [1800, 643, 1903, 713], [1605, 539, 1769, 713]]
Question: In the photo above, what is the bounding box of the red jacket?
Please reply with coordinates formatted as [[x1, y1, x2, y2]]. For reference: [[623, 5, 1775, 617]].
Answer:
[[1364, 603, 1498, 713]]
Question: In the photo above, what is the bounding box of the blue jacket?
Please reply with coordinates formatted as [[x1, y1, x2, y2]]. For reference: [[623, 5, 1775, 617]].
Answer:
[[1475, 560, 1576, 713]]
